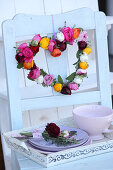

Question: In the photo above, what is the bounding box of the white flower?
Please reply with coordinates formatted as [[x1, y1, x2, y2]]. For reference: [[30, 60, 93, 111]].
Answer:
[[74, 76, 83, 85], [56, 32, 65, 42], [80, 53, 88, 62], [35, 75, 43, 84], [62, 130, 69, 138]]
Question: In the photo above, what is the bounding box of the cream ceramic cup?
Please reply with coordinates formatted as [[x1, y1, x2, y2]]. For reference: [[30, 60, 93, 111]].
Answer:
[[73, 105, 113, 140]]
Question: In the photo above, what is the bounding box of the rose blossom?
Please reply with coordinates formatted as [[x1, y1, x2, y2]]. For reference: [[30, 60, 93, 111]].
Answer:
[[15, 53, 25, 63], [56, 39, 67, 52], [62, 27, 74, 45], [45, 123, 60, 138], [22, 47, 33, 62], [78, 41, 87, 50], [76, 69, 87, 75], [30, 45, 39, 54], [28, 67, 40, 80], [48, 39, 56, 52], [61, 86, 71, 95], [18, 43, 27, 52], [78, 31, 88, 41], [43, 75, 54, 86], [68, 82, 79, 91], [32, 34, 42, 43]]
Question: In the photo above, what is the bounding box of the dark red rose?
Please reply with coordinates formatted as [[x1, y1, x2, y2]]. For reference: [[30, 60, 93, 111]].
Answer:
[[61, 86, 71, 95], [56, 39, 67, 52], [30, 45, 39, 54], [45, 123, 60, 138], [78, 41, 87, 50], [15, 53, 25, 63]]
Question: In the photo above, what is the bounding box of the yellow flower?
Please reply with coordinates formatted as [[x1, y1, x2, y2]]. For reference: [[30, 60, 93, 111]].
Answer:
[[83, 46, 92, 55], [80, 62, 88, 69], [40, 37, 50, 49], [54, 83, 62, 92]]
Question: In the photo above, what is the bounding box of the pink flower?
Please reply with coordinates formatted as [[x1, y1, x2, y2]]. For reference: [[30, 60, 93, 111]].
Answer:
[[43, 75, 54, 86], [68, 82, 79, 91], [48, 39, 56, 52], [18, 43, 27, 52], [28, 68, 40, 80], [22, 47, 33, 62], [62, 27, 74, 45], [32, 34, 42, 43], [78, 31, 88, 41], [76, 69, 87, 75]]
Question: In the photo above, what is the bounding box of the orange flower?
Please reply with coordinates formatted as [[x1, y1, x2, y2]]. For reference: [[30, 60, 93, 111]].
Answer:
[[51, 49, 61, 57], [23, 60, 34, 69], [73, 28, 80, 39], [79, 62, 88, 69], [54, 83, 62, 92]]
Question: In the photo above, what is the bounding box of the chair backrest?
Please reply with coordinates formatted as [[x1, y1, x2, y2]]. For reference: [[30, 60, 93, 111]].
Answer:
[[2, 8, 112, 130]]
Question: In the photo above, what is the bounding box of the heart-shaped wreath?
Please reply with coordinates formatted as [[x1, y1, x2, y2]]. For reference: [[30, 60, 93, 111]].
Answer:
[[15, 24, 92, 95]]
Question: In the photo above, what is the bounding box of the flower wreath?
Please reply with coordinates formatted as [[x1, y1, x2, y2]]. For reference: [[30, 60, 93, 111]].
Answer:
[[15, 23, 92, 95]]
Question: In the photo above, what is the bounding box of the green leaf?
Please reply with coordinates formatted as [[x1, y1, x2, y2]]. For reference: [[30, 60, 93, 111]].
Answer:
[[76, 50, 83, 59], [27, 76, 35, 81], [73, 60, 80, 66], [66, 41, 70, 45], [69, 131, 77, 137], [58, 75, 63, 84], [66, 72, 76, 82], [20, 132, 33, 137], [40, 69, 47, 76], [78, 27, 84, 31], [17, 62, 23, 69]]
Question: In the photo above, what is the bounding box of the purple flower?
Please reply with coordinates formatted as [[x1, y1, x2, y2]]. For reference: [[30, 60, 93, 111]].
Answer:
[[78, 31, 88, 41], [78, 41, 87, 50], [43, 75, 54, 86], [68, 82, 78, 91], [76, 69, 87, 75], [61, 86, 71, 95], [48, 39, 56, 52]]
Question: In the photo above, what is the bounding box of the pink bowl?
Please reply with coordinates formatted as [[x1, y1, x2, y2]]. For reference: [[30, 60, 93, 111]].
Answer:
[[73, 105, 113, 140]]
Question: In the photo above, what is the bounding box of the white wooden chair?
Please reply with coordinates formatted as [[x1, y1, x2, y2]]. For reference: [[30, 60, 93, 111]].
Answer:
[[2, 8, 112, 170]]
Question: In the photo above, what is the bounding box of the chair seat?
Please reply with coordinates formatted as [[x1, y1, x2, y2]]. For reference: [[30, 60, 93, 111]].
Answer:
[[16, 151, 113, 170], [1, 72, 113, 100]]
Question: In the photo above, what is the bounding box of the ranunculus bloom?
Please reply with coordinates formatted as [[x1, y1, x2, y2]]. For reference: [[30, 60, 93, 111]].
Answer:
[[68, 82, 78, 91], [43, 74, 54, 86], [18, 43, 27, 52], [40, 37, 50, 49], [22, 47, 33, 63], [73, 28, 80, 39], [51, 48, 61, 57], [28, 67, 40, 80], [78, 31, 88, 41], [78, 41, 87, 50], [48, 39, 56, 52], [56, 40, 67, 52], [61, 86, 71, 95], [74, 76, 83, 84], [45, 123, 60, 138], [30, 45, 39, 54], [76, 69, 87, 75], [32, 34, 42, 43], [23, 60, 34, 69], [56, 32, 65, 42], [62, 27, 74, 45], [15, 53, 25, 63]]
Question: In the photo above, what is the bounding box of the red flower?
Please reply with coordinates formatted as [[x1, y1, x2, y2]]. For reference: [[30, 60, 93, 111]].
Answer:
[[56, 40, 67, 52], [30, 45, 39, 54], [15, 53, 25, 63], [78, 41, 87, 50], [45, 123, 60, 138], [61, 86, 71, 95]]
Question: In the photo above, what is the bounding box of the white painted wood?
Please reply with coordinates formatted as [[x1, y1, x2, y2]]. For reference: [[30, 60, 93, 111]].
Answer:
[[95, 12, 112, 108], [61, 0, 99, 13], [2, 20, 22, 130], [21, 91, 101, 111]]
